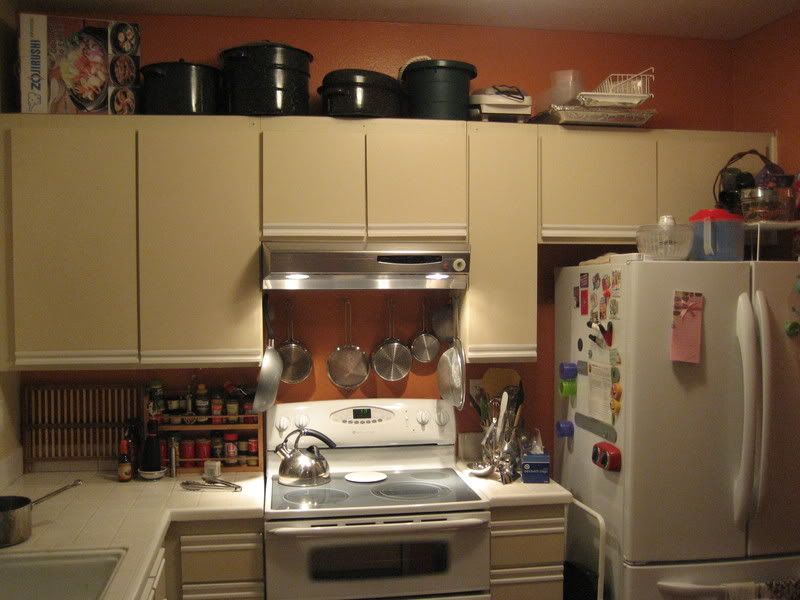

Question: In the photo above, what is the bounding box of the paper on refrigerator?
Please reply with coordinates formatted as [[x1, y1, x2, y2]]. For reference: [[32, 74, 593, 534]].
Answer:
[[588, 361, 613, 424]]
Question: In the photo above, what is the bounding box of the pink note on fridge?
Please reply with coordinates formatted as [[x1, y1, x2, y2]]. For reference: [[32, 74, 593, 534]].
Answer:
[[671, 291, 705, 364]]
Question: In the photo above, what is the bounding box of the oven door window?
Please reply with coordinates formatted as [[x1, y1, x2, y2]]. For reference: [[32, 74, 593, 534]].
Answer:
[[309, 542, 448, 580]]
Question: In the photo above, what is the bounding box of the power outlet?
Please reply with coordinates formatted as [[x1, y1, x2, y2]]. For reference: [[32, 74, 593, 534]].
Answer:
[[469, 379, 482, 401]]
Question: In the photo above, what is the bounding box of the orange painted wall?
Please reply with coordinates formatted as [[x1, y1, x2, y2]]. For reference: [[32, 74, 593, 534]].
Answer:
[[101, 14, 738, 130], [731, 10, 800, 172]]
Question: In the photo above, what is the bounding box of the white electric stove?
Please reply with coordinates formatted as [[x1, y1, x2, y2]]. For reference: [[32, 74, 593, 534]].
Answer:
[[264, 398, 490, 600]]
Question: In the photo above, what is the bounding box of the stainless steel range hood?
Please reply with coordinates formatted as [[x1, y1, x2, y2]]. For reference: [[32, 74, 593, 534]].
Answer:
[[262, 242, 469, 290]]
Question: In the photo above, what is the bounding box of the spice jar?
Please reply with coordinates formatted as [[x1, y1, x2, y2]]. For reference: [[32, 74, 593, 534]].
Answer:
[[242, 400, 257, 424], [211, 392, 224, 424], [246, 437, 259, 466], [237, 436, 249, 465], [196, 437, 212, 465], [223, 433, 239, 466], [195, 383, 210, 424], [211, 431, 224, 459], [180, 438, 196, 468], [226, 399, 240, 423]]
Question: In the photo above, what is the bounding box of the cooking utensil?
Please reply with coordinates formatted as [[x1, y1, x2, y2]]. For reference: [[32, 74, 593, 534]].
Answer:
[[411, 300, 440, 364], [319, 69, 405, 118], [275, 428, 337, 487], [220, 41, 313, 116], [278, 302, 312, 384], [327, 299, 370, 390], [0, 479, 83, 547], [141, 59, 221, 115], [437, 300, 466, 410], [373, 299, 412, 382], [254, 295, 283, 412], [496, 391, 509, 447]]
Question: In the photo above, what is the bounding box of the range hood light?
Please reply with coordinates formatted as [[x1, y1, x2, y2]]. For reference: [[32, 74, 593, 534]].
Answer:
[[286, 273, 310, 280], [426, 273, 450, 280]]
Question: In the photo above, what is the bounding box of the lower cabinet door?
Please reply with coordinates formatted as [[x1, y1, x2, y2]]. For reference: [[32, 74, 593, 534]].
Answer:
[[179, 533, 263, 584], [490, 566, 563, 600], [181, 581, 264, 599]]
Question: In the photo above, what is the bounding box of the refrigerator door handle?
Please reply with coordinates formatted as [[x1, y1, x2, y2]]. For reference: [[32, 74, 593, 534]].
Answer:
[[734, 292, 760, 529], [752, 290, 771, 516]]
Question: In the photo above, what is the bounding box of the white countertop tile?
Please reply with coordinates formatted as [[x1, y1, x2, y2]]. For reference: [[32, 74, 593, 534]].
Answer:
[[0, 470, 265, 600]]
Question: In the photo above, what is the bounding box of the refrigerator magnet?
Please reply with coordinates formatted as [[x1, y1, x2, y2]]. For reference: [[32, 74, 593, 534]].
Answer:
[[671, 290, 705, 364], [580, 272, 589, 288], [580, 289, 589, 315], [573, 286, 580, 308]]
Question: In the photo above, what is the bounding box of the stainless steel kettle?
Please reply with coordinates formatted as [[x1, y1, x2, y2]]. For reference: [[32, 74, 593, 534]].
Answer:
[[275, 428, 336, 487]]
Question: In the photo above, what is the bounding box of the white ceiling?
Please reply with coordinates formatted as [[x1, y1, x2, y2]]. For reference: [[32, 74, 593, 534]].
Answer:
[[17, 0, 800, 40]]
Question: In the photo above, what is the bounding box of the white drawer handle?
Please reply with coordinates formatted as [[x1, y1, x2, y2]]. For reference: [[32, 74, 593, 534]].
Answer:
[[269, 517, 488, 538]]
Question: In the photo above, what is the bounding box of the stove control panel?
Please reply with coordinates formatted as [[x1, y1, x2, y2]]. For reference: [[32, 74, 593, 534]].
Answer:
[[267, 398, 456, 448], [331, 406, 394, 425]]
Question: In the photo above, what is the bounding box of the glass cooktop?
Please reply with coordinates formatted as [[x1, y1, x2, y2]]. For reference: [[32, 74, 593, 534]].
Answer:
[[270, 468, 480, 511]]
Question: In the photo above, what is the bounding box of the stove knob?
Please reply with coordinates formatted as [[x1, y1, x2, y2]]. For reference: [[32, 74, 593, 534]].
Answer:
[[275, 416, 290, 433], [435, 410, 450, 427], [294, 414, 310, 429], [416, 410, 431, 426]]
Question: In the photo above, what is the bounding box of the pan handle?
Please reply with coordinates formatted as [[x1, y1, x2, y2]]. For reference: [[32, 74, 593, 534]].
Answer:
[[32, 479, 83, 506]]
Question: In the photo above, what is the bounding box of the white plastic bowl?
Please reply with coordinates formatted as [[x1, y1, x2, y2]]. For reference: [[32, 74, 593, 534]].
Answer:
[[636, 223, 693, 260]]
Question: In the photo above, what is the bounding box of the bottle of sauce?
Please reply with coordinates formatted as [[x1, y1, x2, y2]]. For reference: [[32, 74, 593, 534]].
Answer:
[[118, 438, 133, 482], [141, 419, 162, 473]]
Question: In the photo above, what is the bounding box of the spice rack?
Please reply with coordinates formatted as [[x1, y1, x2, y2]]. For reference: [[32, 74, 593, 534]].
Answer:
[[160, 413, 264, 474]]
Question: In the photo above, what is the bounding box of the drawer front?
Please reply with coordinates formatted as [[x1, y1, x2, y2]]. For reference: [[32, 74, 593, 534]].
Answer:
[[182, 581, 264, 599], [491, 565, 563, 600], [180, 533, 263, 584], [490, 518, 565, 569]]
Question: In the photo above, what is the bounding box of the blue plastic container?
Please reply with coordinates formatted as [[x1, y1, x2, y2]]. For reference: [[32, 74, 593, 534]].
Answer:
[[688, 208, 745, 261]]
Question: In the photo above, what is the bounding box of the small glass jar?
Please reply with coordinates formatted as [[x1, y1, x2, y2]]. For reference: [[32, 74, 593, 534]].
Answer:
[[180, 439, 196, 468], [237, 437, 249, 465], [223, 433, 239, 466], [226, 399, 240, 423], [211, 393, 224, 425], [210, 431, 224, 459], [196, 437, 212, 464], [246, 438, 259, 466]]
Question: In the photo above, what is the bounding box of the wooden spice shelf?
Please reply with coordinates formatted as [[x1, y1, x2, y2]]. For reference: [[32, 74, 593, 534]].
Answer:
[[160, 423, 260, 432], [176, 465, 262, 474]]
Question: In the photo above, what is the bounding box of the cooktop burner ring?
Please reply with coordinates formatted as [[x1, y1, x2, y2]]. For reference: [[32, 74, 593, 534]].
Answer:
[[371, 482, 449, 501], [284, 488, 350, 508]]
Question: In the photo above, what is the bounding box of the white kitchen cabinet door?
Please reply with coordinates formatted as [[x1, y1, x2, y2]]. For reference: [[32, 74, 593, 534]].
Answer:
[[262, 118, 367, 239], [366, 119, 467, 239], [539, 125, 657, 242], [657, 130, 775, 223], [463, 123, 538, 362], [138, 120, 262, 365], [11, 126, 139, 366]]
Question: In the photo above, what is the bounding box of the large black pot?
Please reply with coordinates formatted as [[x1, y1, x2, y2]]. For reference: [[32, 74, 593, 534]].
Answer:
[[220, 41, 313, 116], [401, 59, 477, 120], [141, 60, 221, 115], [319, 69, 405, 118]]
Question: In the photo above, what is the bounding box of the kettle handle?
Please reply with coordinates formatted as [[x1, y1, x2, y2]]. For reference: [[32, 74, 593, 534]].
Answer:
[[294, 428, 336, 449]]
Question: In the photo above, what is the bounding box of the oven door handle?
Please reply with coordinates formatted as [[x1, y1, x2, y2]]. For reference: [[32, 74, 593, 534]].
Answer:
[[268, 517, 489, 537]]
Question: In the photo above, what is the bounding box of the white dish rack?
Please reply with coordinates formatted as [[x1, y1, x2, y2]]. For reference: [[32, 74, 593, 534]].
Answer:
[[578, 67, 654, 107]]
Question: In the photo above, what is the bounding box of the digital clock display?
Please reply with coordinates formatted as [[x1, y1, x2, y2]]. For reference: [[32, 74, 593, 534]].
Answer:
[[353, 408, 371, 419]]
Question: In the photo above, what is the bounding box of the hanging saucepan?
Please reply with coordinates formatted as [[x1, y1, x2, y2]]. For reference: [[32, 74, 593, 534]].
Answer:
[[373, 299, 412, 382], [437, 299, 466, 410], [411, 300, 440, 363], [0, 480, 83, 547], [278, 302, 312, 384], [327, 299, 370, 390]]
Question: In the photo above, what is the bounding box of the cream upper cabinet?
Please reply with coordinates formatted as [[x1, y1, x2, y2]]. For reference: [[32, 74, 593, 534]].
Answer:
[[657, 129, 776, 223], [366, 119, 467, 239], [539, 125, 657, 242], [138, 119, 262, 365], [11, 126, 139, 367], [262, 118, 367, 239], [463, 123, 538, 363]]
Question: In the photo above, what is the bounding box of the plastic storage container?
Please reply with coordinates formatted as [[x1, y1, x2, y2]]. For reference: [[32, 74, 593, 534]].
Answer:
[[401, 59, 477, 120], [688, 209, 744, 261], [636, 215, 693, 260]]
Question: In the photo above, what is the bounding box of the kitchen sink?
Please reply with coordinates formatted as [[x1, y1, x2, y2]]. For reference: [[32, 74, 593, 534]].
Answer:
[[0, 548, 125, 599]]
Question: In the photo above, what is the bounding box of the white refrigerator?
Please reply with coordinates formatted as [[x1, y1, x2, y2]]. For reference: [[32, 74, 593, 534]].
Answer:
[[554, 256, 800, 599]]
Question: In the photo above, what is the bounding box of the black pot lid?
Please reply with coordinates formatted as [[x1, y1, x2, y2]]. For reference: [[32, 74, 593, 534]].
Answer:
[[401, 59, 477, 79], [322, 69, 403, 92], [220, 40, 314, 63]]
